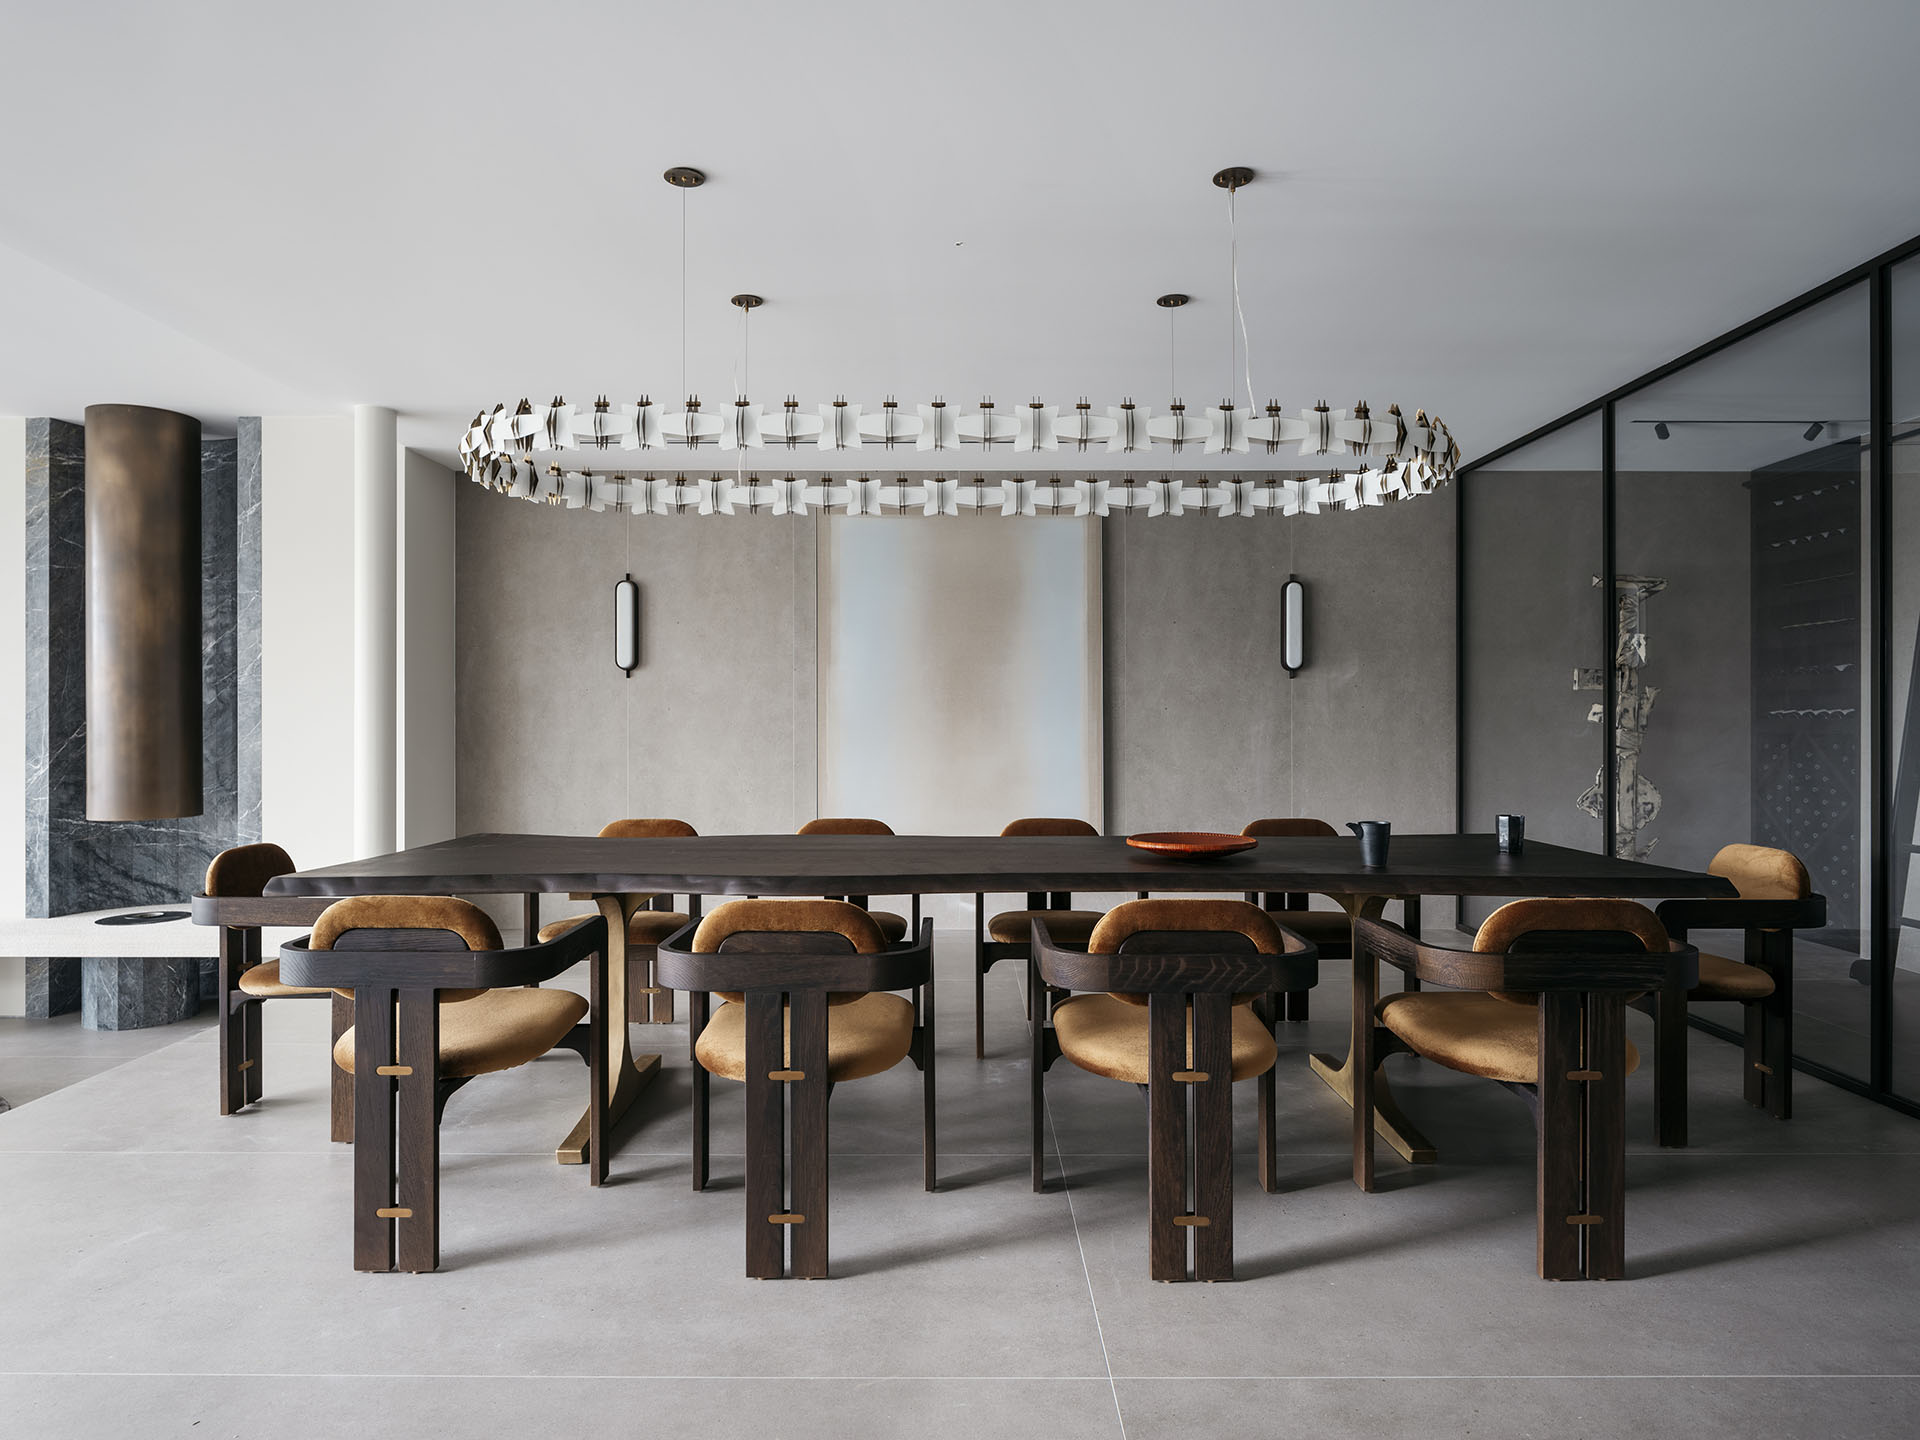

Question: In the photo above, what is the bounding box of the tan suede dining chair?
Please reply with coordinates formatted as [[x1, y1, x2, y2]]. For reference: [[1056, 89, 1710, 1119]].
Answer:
[[972, 817, 1108, 1057], [796, 817, 916, 941]]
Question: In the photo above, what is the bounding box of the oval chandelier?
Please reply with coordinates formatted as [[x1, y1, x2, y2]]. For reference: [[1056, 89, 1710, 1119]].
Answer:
[[457, 166, 1461, 518]]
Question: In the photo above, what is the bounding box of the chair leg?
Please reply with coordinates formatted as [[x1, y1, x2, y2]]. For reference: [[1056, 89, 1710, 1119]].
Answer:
[[1283, 988, 1310, 1022], [922, 973, 938, 1194], [788, 990, 830, 1279], [1191, 993, 1234, 1282], [974, 894, 987, 1060], [1030, 960, 1048, 1193], [589, 943, 607, 1187], [1652, 983, 1688, 1148], [1535, 992, 1584, 1281], [1147, 994, 1189, 1281], [352, 986, 397, 1273], [742, 993, 787, 1279], [1584, 995, 1628, 1280], [393, 988, 441, 1274], [330, 992, 355, 1144], [1759, 929, 1793, 1120], [690, 990, 711, 1192]]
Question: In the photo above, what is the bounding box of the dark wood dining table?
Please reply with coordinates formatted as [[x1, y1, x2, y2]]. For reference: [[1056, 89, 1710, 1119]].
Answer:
[[200, 831, 1735, 1169]]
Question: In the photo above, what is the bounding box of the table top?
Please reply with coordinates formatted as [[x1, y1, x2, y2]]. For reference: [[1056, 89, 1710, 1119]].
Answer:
[[260, 832, 1737, 901]]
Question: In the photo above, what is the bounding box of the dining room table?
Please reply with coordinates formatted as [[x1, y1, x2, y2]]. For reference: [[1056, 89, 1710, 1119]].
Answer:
[[194, 830, 1736, 1171]]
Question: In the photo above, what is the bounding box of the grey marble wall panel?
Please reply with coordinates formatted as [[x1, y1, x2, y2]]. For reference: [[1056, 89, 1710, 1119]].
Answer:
[[24, 957, 80, 1018], [235, 418, 263, 844], [22, 422, 249, 922], [81, 955, 199, 1030]]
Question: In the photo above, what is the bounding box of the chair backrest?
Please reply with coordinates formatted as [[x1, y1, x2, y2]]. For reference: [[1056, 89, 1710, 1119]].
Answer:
[[1077, 899, 1292, 1004], [798, 817, 894, 836], [1475, 898, 1667, 1005], [1000, 817, 1098, 838], [204, 842, 296, 898], [1709, 844, 1811, 900], [310, 896, 500, 1002], [599, 818, 699, 839], [1239, 818, 1338, 839], [693, 899, 886, 954]]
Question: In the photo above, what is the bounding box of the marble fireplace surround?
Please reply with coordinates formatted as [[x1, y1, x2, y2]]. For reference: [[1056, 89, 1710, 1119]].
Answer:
[[20, 417, 262, 1026]]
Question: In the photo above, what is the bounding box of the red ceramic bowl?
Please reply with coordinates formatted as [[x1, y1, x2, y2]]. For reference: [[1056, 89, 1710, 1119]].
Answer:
[[1125, 832, 1258, 861]]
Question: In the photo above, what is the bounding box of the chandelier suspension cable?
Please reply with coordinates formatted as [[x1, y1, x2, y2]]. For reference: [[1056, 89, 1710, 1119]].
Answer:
[[1229, 184, 1257, 413], [680, 184, 689, 403]]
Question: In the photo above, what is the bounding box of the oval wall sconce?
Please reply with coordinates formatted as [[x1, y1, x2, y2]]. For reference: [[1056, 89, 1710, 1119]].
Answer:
[[614, 575, 639, 675], [1282, 574, 1305, 677]]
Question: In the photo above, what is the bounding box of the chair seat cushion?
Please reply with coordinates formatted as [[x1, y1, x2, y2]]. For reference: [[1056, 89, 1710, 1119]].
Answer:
[[333, 987, 588, 1079], [538, 911, 692, 948], [1377, 991, 1641, 1085], [987, 909, 1103, 945], [235, 960, 332, 999], [1051, 993, 1277, 1084], [694, 992, 915, 1083], [1690, 951, 1776, 1001]]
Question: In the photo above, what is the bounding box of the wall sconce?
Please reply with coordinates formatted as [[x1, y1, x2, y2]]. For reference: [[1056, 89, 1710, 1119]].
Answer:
[[614, 574, 639, 675], [1282, 574, 1305, 677]]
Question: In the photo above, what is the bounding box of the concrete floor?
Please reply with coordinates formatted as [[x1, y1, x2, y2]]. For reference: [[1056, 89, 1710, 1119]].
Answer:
[[2, 934, 1916, 1439]]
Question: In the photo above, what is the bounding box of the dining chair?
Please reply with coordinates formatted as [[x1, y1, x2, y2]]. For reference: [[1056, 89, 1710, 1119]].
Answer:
[[1240, 818, 1356, 1021], [1029, 899, 1318, 1282], [1353, 899, 1698, 1280], [205, 843, 353, 1139], [796, 817, 916, 941], [1648, 843, 1826, 1141], [656, 899, 936, 1279], [536, 818, 704, 1023], [280, 897, 607, 1273], [973, 817, 1108, 1058]]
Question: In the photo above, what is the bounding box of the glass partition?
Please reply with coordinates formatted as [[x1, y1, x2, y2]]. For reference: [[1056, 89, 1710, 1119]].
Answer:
[[1890, 256, 1920, 1102], [1460, 414, 1605, 926], [1614, 283, 1871, 1079]]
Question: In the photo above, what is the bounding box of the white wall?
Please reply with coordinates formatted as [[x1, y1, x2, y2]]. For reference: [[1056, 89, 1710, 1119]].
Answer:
[[260, 416, 355, 868], [2, 416, 24, 1011], [398, 449, 456, 848]]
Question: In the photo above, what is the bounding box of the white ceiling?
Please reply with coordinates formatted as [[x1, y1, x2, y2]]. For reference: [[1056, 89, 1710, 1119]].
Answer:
[[3, 0, 1918, 471]]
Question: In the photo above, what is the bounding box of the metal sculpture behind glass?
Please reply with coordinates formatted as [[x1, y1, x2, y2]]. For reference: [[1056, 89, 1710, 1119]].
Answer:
[[1576, 575, 1666, 860]]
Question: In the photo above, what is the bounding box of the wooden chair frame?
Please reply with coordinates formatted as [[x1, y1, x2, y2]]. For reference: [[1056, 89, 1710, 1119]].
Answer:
[[657, 919, 937, 1280], [280, 916, 609, 1274], [1352, 917, 1698, 1281], [1648, 892, 1827, 1142], [1030, 918, 1318, 1282], [190, 892, 349, 1138], [974, 885, 1091, 1058]]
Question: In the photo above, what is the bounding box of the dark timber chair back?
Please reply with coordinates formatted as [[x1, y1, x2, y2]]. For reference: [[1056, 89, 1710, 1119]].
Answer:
[[279, 897, 608, 1273], [1648, 843, 1825, 1143], [657, 899, 935, 1279], [1354, 899, 1698, 1280], [1030, 899, 1318, 1282], [795, 817, 917, 943], [201, 843, 348, 1135], [973, 817, 1106, 1058], [537, 817, 704, 1024]]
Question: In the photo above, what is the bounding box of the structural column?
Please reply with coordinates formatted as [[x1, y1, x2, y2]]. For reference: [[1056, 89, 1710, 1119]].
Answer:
[[352, 405, 398, 858]]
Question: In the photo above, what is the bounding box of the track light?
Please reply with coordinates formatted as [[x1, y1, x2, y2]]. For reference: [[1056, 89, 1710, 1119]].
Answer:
[[1653, 422, 1670, 440], [1804, 421, 1824, 441]]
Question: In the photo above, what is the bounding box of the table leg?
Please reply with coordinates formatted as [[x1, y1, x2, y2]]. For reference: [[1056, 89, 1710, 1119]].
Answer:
[[1307, 894, 1438, 1167], [556, 894, 662, 1167]]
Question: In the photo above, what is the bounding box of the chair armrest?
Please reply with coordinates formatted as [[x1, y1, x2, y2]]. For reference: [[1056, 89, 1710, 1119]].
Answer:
[[279, 915, 609, 990], [1654, 894, 1826, 936], [655, 919, 933, 994], [1031, 918, 1318, 995], [192, 893, 337, 927], [1355, 917, 1697, 993]]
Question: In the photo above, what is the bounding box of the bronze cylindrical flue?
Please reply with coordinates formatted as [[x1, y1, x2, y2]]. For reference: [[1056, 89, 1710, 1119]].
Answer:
[[84, 404, 203, 820]]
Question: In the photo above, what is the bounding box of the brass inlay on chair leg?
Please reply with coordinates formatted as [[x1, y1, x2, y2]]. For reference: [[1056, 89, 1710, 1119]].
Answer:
[[768, 1069, 806, 1082], [1566, 1069, 1602, 1081], [637, 986, 663, 995], [376, 1207, 413, 1219], [1172, 1215, 1210, 1227], [236, 1060, 255, 1072], [1754, 1062, 1774, 1075], [1172, 1070, 1210, 1084], [1566, 1214, 1603, 1225], [769, 1213, 806, 1224], [375, 1065, 413, 1076]]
